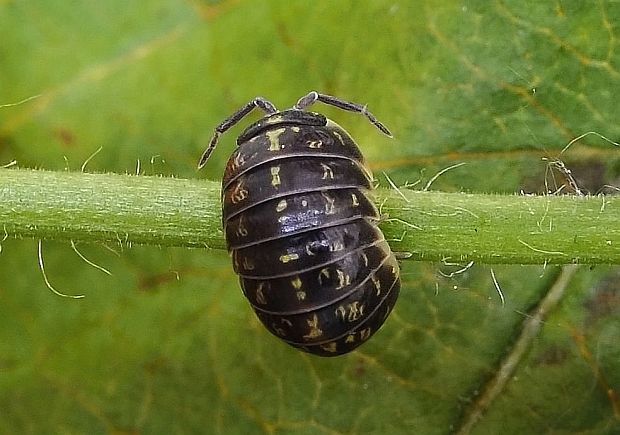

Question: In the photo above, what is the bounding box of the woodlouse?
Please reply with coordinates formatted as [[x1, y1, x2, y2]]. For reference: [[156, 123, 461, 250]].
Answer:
[[199, 91, 400, 356]]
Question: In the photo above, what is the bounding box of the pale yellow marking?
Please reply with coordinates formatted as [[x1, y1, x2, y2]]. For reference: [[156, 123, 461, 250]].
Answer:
[[270, 166, 281, 187], [272, 323, 286, 337], [392, 266, 398, 275], [303, 314, 323, 340], [235, 215, 248, 237], [321, 192, 336, 215], [276, 199, 287, 212], [334, 301, 364, 322], [335, 269, 351, 290], [345, 334, 355, 343], [348, 302, 364, 321], [307, 139, 323, 148], [242, 256, 255, 271], [359, 327, 372, 341], [320, 163, 334, 180], [272, 317, 292, 337], [266, 115, 283, 124], [335, 305, 346, 321], [372, 275, 381, 295], [232, 151, 245, 169], [291, 276, 302, 289], [230, 180, 249, 204], [320, 342, 338, 353], [266, 128, 286, 151], [330, 240, 344, 252], [296, 291, 306, 301], [255, 282, 267, 305], [291, 126, 300, 132], [318, 267, 330, 284], [335, 302, 365, 322], [301, 199, 308, 207], [332, 130, 345, 145], [361, 252, 369, 267], [351, 193, 359, 207], [279, 252, 299, 263]]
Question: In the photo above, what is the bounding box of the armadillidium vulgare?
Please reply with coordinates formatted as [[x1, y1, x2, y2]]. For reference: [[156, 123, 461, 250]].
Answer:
[[199, 91, 400, 356]]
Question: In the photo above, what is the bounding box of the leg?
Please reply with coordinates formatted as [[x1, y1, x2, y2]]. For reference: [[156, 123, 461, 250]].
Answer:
[[198, 97, 278, 169], [294, 91, 392, 137]]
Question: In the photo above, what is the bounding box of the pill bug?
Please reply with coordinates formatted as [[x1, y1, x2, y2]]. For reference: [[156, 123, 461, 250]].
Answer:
[[199, 91, 400, 356]]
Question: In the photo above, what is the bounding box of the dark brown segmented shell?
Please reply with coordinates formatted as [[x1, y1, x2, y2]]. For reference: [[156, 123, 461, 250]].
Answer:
[[220, 109, 401, 356]]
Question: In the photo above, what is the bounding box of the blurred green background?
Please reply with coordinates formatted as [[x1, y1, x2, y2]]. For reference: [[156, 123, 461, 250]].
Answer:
[[1, 1, 619, 433]]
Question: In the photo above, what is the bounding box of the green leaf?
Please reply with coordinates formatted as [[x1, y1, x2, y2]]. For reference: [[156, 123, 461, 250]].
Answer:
[[1, 1, 619, 434]]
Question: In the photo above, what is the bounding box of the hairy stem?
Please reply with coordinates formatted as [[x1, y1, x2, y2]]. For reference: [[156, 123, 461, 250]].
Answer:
[[1, 168, 618, 264]]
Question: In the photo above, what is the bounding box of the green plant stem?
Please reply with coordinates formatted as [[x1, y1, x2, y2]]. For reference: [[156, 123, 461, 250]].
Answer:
[[1, 168, 618, 264]]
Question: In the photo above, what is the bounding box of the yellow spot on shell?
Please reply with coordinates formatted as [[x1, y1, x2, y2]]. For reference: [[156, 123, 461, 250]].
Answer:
[[361, 253, 369, 267], [332, 131, 345, 145], [318, 267, 330, 284], [303, 314, 323, 340], [330, 240, 345, 252], [291, 276, 302, 289], [270, 166, 281, 187], [321, 192, 336, 215], [359, 327, 372, 341], [345, 334, 355, 343], [335, 302, 364, 322], [267, 115, 283, 124], [266, 128, 286, 151], [335, 305, 346, 321], [231, 180, 249, 204], [307, 139, 323, 148], [232, 151, 245, 169], [272, 325, 286, 336], [242, 256, 254, 271], [279, 253, 299, 263], [296, 291, 306, 301], [320, 342, 338, 353], [321, 163, 334, 180], [255, 282, 267, 305], [372, 275, 381, 295], [276, 199, 287, 212], [335, 269, 351, 290]]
